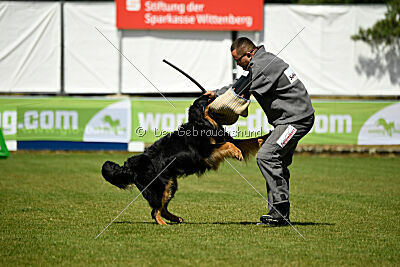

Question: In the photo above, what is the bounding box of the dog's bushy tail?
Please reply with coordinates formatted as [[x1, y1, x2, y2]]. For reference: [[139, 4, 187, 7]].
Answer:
[[101, 161, 134, 189]]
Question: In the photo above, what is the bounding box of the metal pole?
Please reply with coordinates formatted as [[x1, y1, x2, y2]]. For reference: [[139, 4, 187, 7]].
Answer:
[[118, 29, 123, 95], [60, 0, 65, 95]]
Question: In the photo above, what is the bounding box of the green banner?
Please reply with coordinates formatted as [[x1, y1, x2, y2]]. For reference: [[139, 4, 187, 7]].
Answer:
[[131, 99, 399, 145], [0, 97, 399, 145], [0, 97, 123, 142]]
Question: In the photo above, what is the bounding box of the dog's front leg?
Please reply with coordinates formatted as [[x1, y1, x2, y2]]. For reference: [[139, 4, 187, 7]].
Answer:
[[234, 133, 270, 160], [215, 142, 243, 161], [206, 142, 243, 169]]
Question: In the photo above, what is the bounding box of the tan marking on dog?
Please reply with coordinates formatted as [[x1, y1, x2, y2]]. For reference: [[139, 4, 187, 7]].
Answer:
[[160, 179, 184, 223], [205, 142, 243, 170], [152, 180, 176, 225], [234, 133, 270, 161], [210, 137, 216, 144], [154, 209, 167, 225], [204, 105, 218, 128], [162, 179, 174, 207]]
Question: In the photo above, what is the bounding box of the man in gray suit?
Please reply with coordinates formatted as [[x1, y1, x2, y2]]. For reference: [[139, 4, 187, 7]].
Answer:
[[206, 37, 314, 226]]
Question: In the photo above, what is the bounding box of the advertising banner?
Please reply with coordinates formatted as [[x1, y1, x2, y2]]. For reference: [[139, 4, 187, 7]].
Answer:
[[0, 97, 399, 147], [130, 99, 400, 145], [0, 97, 130, 143], [116, 0, 264, 31]]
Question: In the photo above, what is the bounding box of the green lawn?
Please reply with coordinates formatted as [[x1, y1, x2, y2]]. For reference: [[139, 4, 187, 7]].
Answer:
[[0, 152, 399, 265]]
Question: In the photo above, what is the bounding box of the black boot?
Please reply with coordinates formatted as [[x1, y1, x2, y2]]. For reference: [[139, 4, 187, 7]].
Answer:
[[259, 202, 290, 226]]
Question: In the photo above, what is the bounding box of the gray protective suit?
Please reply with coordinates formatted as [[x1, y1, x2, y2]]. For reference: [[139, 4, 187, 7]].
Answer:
[[215, 45, 315, 215]]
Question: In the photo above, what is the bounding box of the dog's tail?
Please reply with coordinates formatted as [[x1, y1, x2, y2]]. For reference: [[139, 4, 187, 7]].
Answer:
[[101, 161, 134, 189]]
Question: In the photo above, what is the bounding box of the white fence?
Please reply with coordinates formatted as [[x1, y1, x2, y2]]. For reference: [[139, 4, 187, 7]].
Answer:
[[0, 2, 60, 93], [0, 2, 398, 96], [264, 4, 399, 96]]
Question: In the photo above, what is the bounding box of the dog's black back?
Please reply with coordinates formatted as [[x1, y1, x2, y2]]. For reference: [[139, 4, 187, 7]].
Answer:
[[101, 95, 268, 224], [101, 95, 233, 218]]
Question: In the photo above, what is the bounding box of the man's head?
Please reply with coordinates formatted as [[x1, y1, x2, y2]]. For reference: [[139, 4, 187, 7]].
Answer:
[[231, 37, 257, 69]]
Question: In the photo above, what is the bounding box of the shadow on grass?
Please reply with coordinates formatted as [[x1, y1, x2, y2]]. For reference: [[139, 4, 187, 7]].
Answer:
[[291, 222, 335, 226], [114, 221, 334, 226], [183, 221, 334, 226]]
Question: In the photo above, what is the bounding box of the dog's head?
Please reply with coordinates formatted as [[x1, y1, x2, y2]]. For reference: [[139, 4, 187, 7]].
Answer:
[[188, 95, 218, 128]]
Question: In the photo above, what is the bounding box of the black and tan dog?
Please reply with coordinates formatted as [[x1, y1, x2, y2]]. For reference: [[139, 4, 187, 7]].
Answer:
[[101, 95, 268, 225]]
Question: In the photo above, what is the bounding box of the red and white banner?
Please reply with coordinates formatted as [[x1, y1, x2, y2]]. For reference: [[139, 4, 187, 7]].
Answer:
[[116, 0, 263, 31]]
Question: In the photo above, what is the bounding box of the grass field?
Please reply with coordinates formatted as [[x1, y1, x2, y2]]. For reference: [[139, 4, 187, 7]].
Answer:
[[0, 152, 399, 265]]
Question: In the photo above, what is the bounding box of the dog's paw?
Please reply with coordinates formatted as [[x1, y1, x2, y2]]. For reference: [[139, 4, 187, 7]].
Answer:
[[169, 216, 184, 223], [233, 149, 243, 161], [258, 138, 266, 147]]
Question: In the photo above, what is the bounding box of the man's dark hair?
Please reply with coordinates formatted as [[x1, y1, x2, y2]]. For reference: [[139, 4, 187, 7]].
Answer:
[[231, 37, 256, 54]]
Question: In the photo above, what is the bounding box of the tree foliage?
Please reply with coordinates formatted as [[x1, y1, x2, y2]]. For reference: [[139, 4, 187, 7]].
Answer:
[[351, 0, 400, 48]]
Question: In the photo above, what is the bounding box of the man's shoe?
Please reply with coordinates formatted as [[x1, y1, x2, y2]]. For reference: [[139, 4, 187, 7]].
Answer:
[[259, 202, 290, 226], [259, 213, 290, 226]]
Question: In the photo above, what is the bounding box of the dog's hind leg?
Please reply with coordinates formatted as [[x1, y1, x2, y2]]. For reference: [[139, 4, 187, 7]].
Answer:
[[151, 208, 167, 225], [162, 203, 184, 223], [142, 184, 167, 225], [150, 178, 182, 225], [161, 178, 184, 223]]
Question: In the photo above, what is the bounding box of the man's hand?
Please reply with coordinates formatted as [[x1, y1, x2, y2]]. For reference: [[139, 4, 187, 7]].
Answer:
[[204, 91, 215, 98]]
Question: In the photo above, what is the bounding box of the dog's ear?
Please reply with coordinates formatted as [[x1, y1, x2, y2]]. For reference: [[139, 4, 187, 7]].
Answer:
[[189, 95, 209, 122], [189, 95, 215, 130], [188, 95, 214, 126], [188, 101, 203, 123]]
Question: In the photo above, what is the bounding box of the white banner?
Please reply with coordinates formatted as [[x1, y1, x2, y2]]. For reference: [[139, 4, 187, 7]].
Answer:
[[64, 3, 119, 94], [358, 102, 400, 145], [263, 4, 400, 96], [0, 2, 60, 93], [1, 3, 398, 96], [121, 30, 233, 93], [83, 99, 131, 143]]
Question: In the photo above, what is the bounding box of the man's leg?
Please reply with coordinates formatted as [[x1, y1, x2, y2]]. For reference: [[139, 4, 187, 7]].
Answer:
[[256, 129, 296, 225], [281, 140, 297, 201], [257, 115, 314, 225]]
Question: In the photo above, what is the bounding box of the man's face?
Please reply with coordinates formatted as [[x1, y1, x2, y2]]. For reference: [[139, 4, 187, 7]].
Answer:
[[232, 49, 252, 69]]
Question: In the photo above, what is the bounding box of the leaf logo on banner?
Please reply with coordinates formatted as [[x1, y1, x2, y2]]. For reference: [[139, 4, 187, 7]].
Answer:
[[103, 115, 121, 134], [83, 100, 131, 143], [376, 118, 395, 137], [358, 103, 400, 145]]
